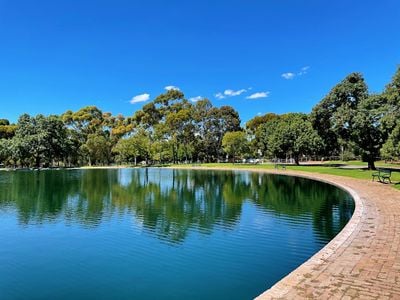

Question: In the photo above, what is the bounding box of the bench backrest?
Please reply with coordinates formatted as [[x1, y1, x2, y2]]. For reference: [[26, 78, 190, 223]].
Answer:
[[378, 169, 391, 175]]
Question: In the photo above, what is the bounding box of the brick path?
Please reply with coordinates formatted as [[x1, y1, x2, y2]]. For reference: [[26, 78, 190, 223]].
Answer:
[[253, 170, 400, 300]]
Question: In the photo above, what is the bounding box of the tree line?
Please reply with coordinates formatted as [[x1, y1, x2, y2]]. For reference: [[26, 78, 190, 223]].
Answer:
[[1, 66, 400, 169]]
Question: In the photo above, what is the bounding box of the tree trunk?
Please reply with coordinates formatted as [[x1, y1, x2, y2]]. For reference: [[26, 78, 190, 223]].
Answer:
[[294, 155, 300, 165], [368, 159, 376, 170]]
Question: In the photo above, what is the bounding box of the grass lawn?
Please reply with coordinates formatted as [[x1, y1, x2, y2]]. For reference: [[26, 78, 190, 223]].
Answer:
[[172, 162, 400, 190]]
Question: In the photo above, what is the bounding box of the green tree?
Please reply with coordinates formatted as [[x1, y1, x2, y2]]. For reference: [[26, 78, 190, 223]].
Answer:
[[260, 113, 323, 165], [381, 66, 400, 132], [113, 130, 150, 165], [380, 66, 400, 159], [381, 123, 400, 160], [222, 131, 249, 162], [12, 114, 69, 167], [0, 119, 16, 140], [311, 73, 368, 156], [246, 113, 279, 157], [204, 106, 241, 161], [62, 106, 104, 141], [0, 124, 17, 139], [0, 139, 12, 166], [83, 133, 111, 166], [351, 95, 386, 169]]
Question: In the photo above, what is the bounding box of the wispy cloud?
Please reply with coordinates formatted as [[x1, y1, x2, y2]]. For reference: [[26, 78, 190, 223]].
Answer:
[[282, 72, 295, 80], [130, 93, 150, 104], [282, 66, 310, 80], [246, 91, 270, 99], [165, 85, 180, 91], [215, 88, 247, 99], [224, 89, 246, 96], [298, 66, 310, 75], [215, 92, 225, 99], [189, 96, 203, 102]]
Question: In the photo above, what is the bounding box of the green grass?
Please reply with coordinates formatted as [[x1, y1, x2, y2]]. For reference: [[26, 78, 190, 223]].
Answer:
[[321, 160, 400, 168], [172, 162, 400, 190]]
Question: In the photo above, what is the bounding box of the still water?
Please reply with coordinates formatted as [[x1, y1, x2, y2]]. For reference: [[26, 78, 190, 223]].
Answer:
[[0, 168, 354, 300]]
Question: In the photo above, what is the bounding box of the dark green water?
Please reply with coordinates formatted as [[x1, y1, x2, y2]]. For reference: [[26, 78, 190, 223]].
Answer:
[[0, 168, 354, 300]]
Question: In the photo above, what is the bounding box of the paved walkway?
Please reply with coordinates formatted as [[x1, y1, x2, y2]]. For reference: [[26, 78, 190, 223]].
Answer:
[[252, 170, 400, 299]]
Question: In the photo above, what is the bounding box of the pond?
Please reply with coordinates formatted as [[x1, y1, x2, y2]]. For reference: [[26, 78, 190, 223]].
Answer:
[[0, 168, 354, 300]]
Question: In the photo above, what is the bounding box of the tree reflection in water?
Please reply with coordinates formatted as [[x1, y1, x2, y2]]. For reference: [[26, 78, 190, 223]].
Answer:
[[0, 168, 354, 244]]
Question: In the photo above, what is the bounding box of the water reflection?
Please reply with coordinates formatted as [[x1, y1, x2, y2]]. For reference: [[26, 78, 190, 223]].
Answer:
[[0, 168, 354, 243]]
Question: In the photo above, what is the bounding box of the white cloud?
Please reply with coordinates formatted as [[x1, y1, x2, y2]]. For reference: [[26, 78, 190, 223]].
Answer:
[[215, 88, 247, 99], [282, 66, 311, 79], [246, 91, 270, 99], [165, 85, 180, 91], [215, 92, 225, 99], [282, 72, 295, 80], [224, 89, 247, 96], [301, 66, 310, 72], [130, 93, 150, 104], [298, 66, 310, 76], [189, 96, 203, 102]]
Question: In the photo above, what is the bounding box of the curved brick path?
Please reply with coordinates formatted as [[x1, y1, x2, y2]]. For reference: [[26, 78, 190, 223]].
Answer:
[[172, 167, 400, 299]]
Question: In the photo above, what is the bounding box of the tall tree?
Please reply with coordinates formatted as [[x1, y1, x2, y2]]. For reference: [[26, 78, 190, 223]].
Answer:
[[351, 94, 386, 169], [113, 129, 150, 165], [222, 131, 249, 162], [82, 133, 111, 166], [203, 106, 241, 161], [0, 124, 17, 139], [62, 106, 104, 141], [311, 73, 368, 156], [381, 123, 400, 161], [260, 113, 323, 165], [0, 139, 12, 166], [246, 113, 279, 157]]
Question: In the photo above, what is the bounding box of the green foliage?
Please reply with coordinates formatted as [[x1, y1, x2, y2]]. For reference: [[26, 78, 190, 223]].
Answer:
[[113, 130, 150, 165], [258, 113, 323, 164], [83, 133, 111, 165], [381, 122, 400, 160], [222, 131, 249, 161], [310, 72, 389, 169], [0, 139, 13, 165], [246, 113, 278, 134], [8, 114, 69, 167], [0, 124, 17, 139], [351, 94, 387, 168], [311, 73, 368, 155], [381, 66, 400, 139], [0, 119, 10, 126]]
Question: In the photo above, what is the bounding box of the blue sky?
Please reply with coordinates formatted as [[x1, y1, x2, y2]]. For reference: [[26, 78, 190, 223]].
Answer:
[[1, 0, 399, 124]]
